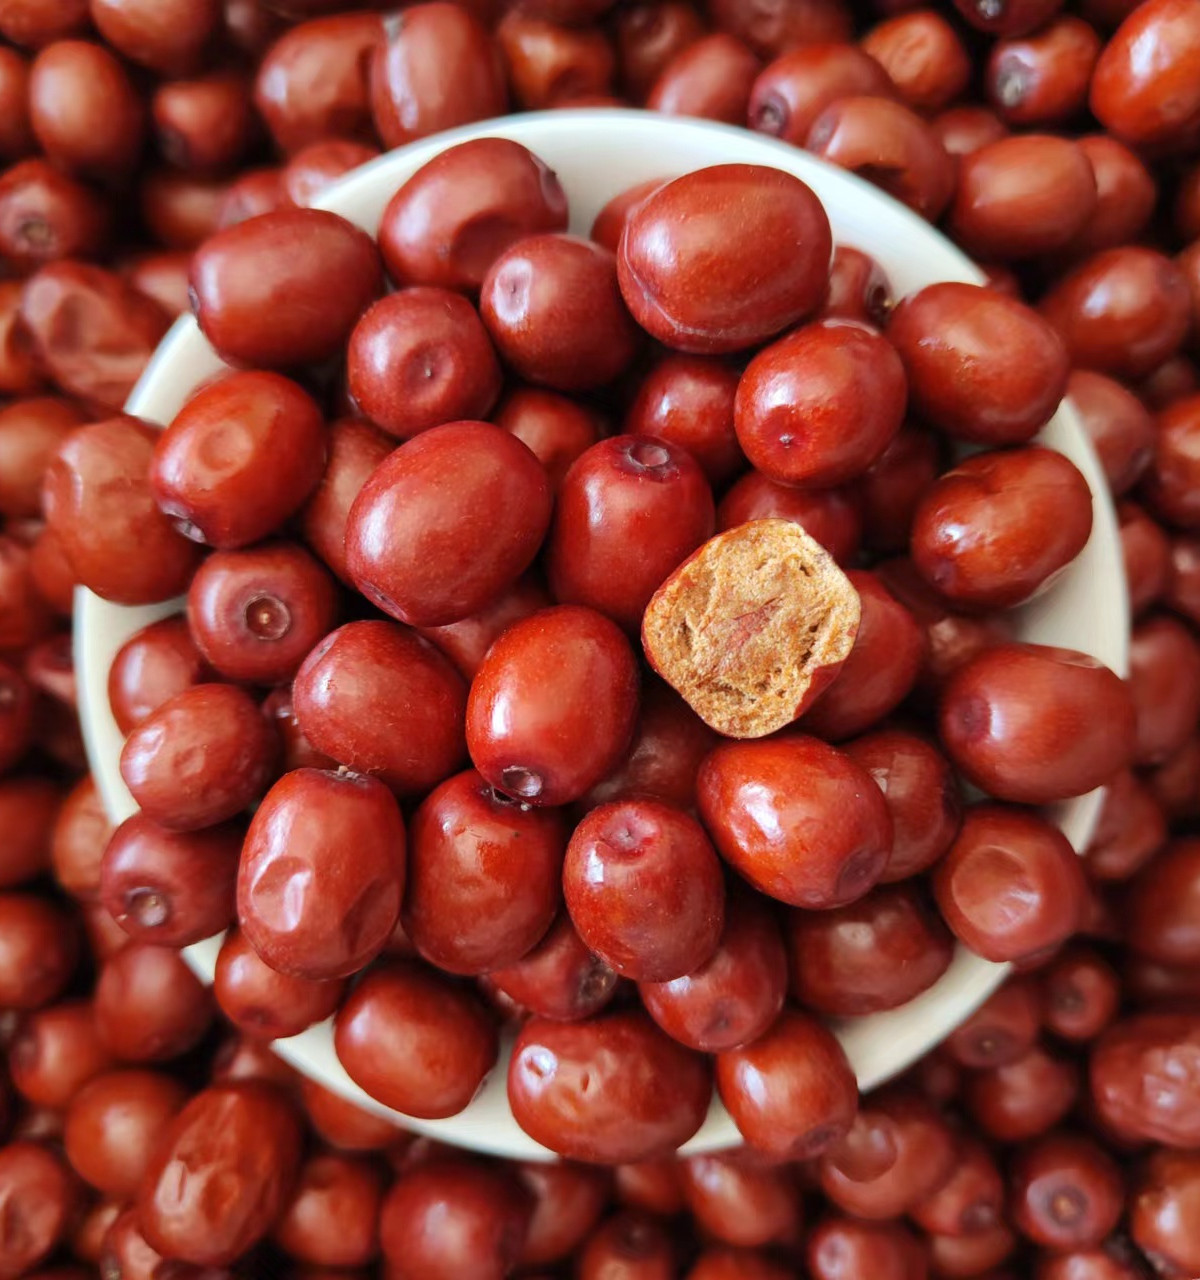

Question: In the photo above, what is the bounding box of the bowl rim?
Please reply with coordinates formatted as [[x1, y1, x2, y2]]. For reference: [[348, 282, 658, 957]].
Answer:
[[77, 108, 1129, 1160]]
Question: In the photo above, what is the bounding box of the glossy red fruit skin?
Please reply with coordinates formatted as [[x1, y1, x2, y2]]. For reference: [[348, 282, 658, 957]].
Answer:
[[887, 282, 1068, 444], [787, 882, 954, 1016], [379, 1155, 533, 1280], [1145, 395, 1200, 529], [138, 1081, 303, 1267], [508, 1010, 711, 1163], [734, 321, 906, 488], [380, 137, 567, 293], [516, 1158, 609, 1267], [911, 446, 1093, 610], [910, 1135, 1005, 1236], [806, 1216, 928, 1280], [272, 1149, 383, 1269], [253, 13, 382, 154], [1130, 1149, 1200, 1279], [618, 164, 832, 355], [638, 887, 787, 1053], [1089, 0, 1200, 148], [646, 31, 760, 124], [564, 798, 724, 983], [819, 1090, 958, 1220], [404, 769, 566, 975], [709, 0, 851, 56], [189, 207, 382, 369], [680, 1152, 801, 1251], [1090, 1014, 1200, 1146], [334, 960, 498, 1120], [0, 775, 61, 890], [717, 471, 862, 564], [716, 1008, 858, 1161], [939, 643, 1135, 804], [347, 421, 552, 628], [8, 998, 110, 1110], [547, 435, 715, 632], [43, 417, 201, 606], [107, 616, 211, 735], [1126, 838, 1200, 967], [93, 942, 212, 1063], [805, 95, 955, 221], [63, 1068, 186, 1199], [0, 1141, 78, 1277], [748, 44, 895, 145], [151, 371, 327, 550], [844, 729, 962, 882], [369, 3, 507, 150], [801, 570, 924, 742], [293, 620, 467, 796], [624, 353, 745, 487], [965, 1043, 1080, 1142], [300, 417, 393, 585], [488, 911, 618, 1022], [214, 928, 344, 1041], [467, 605, 640, 807], [0, 397, 84, 519], [19, 262, 168, 410], [1128, 614, 1200, 766], [418, 574, 551, 680], [480, 233, 638, 392], [347, 288, 502, 440], [238, 768, 406, 981], [948, 135, 1098, 261], [119, 684, 277, 831], [697, 735, 892, 910], [186, 542, 339, 685], [1039, 247, 1191, 380], [100, 814, 241, 947], [945, 977, 1040, 1070], [498, 12, 616, 110], [283, 137, 380, 207], [933, 805, 1087, 962], [1068, 368, 1155, 496]]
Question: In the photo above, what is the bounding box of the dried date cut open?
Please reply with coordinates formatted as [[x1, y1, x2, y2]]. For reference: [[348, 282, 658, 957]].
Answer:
[[642, 518, 861, 738]]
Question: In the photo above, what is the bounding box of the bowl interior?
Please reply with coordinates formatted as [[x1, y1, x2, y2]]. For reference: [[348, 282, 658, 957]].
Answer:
[[76, 109, 1128, 1159]]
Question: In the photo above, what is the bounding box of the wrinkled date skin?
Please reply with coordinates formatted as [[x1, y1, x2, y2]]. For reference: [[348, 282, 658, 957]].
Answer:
[[150, 370, 327, 551], [508, 1010, 712, 1163], [697, 734, 892, 909], [379, 136, 569, 293], [618, 164, 832, 354], [1090, 1014, 1200, 1147], [43, 416, 202, 606], [18, 262, 167, 411], [238, 768, 406, 981], [138, 1081, 304, 1267]]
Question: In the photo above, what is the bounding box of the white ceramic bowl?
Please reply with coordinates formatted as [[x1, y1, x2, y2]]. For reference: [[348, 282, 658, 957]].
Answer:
[[77, 109, 1128, 1160]]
